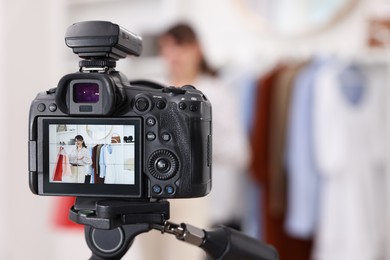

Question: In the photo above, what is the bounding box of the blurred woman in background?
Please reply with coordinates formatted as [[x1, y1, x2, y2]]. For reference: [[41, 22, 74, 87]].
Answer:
[[134, 22, 251, 260], [160, 21, 250, 232]]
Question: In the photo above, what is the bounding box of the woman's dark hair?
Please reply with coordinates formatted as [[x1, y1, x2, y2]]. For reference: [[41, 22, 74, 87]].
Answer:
[[161, 23, 217, 77], [75, 135, 87, 148]]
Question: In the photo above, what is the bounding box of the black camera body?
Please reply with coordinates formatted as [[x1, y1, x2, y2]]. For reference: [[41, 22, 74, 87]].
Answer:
[[28, 21, 212, 199]]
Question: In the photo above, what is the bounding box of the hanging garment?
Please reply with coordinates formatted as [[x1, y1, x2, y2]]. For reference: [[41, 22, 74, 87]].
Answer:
[[99, 144, 107, 178], [95, 144, 104, 184], [91, 144, 104, 184], [89, 147, 94, 184], [251, 64, 313, 260], [104, 144, 116, 184], [251, 66, 282, 186], [236, 75, 263, 240], [239, 75, 259, 134], [269, 60, 308, 217], [92, 145, 98, 184], [312, 59, 387, 260], [284, 58, 326, 238]]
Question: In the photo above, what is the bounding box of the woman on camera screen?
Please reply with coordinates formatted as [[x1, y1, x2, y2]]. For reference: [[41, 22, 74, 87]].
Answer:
[[69, 135, 92, 183]]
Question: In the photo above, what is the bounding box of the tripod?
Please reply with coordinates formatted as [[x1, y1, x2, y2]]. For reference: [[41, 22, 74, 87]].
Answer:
[[69, 197, 278, 260]]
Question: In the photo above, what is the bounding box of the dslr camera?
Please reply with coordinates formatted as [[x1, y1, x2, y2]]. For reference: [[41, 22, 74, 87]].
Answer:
[[28, 21, 212, 199]]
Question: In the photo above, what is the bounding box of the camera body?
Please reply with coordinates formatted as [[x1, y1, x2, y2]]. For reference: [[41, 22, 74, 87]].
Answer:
[[28, 21, 212, 199]]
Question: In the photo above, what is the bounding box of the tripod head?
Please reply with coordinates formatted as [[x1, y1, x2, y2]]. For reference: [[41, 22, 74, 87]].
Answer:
[[70, 198, 169, 259], [70, 198, 278, 260]]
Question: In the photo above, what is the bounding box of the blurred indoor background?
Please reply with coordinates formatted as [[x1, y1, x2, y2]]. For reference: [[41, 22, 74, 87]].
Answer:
[[2, 0, 390, 259]]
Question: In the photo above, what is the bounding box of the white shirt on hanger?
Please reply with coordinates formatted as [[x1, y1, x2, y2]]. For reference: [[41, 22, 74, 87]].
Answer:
[[312, 59, 387, 260]]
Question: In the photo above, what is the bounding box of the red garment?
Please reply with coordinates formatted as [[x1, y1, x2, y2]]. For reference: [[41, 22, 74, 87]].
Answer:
[[53, 154, 63, 181], [251, 66, 283, 184], [52, 197, 83, 230], [92, 144, 104, 184], [52, 148, 83, 230]]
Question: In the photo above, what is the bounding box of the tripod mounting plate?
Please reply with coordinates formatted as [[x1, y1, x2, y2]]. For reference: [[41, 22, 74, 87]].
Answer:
[[69, 198, 170, 230]]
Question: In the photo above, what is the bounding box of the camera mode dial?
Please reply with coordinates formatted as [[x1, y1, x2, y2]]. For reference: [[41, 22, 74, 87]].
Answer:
[[148, 150, 178, 180]]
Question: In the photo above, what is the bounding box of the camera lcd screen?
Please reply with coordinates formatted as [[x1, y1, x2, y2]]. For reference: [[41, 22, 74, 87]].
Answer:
[[41, 118, 142, 197]]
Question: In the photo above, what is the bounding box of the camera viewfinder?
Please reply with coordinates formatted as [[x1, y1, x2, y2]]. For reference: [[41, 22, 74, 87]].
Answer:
[[73, 83, 100, 103]]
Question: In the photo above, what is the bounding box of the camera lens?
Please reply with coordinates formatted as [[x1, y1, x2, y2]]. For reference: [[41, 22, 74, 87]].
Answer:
[[73, 83, 99, 103]]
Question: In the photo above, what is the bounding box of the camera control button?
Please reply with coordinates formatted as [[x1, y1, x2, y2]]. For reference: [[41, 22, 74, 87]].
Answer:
[[189, 104, 198, 112], [156, 100, 166, 109], [152, 185, 162, 194], [48, 103, 57, 112], [165, 185, 175, 195], [148, 150, 178, 180], [146, 132, 156, 141], [146, 117, 156, 126], [37, 103, 46, 112], [156, 158, 170, 172], [178, 102, 187, 110], [161, 133, 171, 142], [135, 97, 149, 111]]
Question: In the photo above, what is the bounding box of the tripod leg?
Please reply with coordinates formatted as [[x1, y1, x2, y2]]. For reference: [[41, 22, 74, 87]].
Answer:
[[84, 224, 151, 260]]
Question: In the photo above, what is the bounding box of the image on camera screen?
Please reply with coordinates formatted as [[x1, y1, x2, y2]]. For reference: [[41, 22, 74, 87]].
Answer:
[[49, 124, 136, 185]]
